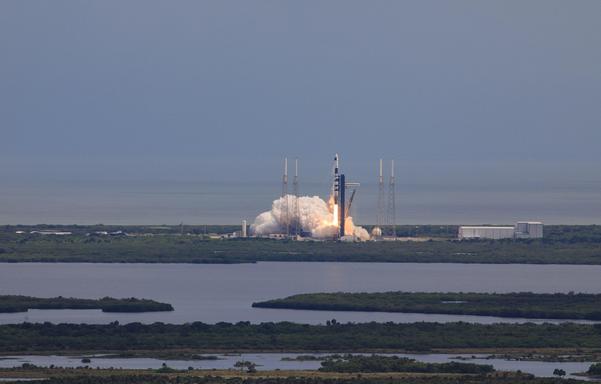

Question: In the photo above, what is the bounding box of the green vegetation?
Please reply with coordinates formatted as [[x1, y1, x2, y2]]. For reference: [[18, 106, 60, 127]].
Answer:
[[2, 224, 601, 264], [253, 292, 601, 320], [3, 224, 240, 236], [552, 368, 566, 378], [587, 363, 601, 376], [319, 355, 494, 374], [2, 321, 601, 353], [281, 355, 327, 361], [0, 367, 590, 384], [482, 352, 601, 363], [102, 352, 221, 360], [0, 295, 173, 313], [9, 377, 593, 384]]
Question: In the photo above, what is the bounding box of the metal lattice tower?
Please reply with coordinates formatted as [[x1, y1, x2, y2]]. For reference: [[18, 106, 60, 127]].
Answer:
[[377, 159, 385, 231], [281, 157, 290, 235], [293, 158, 300, 236], [387, 160, 396, 237]]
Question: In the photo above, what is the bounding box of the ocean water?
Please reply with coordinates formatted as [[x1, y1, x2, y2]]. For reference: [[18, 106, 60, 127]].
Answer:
[[0, 179, 600, 225]]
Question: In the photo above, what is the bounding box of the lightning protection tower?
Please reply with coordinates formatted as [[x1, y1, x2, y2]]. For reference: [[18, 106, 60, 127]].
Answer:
[[292, 158, 300, 236], [377, 159, 385, 232], [292, 158, 301, 236], [386, 160, 397, 237], [281, 157, 290, 235]]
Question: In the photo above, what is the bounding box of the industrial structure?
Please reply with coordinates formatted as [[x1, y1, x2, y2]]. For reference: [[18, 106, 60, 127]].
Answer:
[[515, 221, 544, 238], [387, 159, 396, 237], [244, 154, 395, 241], [247, 155, 546, 243], [281, 158, 290, 236], [332, 154, 360, 240], [241, 220, 247, 238], [458, 222, 544, 240], [371, 159, 396, 239], [372, 159, 385, 238], [293, 158, 300, 237], [458, 226, 516, 240]]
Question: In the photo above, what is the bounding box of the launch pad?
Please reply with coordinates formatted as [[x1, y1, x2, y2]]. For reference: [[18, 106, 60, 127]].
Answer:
[[249, 153, 395, 242]]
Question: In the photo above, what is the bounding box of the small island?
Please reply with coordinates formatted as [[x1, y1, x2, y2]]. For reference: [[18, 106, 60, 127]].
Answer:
[[585, 363, 601, 378], [319, 355, 494, 374], [0, 295, 173, 313], [252, 291, 601, 320]]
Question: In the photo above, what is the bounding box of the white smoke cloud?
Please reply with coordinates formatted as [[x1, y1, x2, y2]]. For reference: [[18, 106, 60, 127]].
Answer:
[[250, 195, 370, 241]]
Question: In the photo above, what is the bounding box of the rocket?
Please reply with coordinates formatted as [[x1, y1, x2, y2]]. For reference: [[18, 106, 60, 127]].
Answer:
[[332, 153, 346, 237], [334, 153, 339, 174], [333, 153, 340, 205]]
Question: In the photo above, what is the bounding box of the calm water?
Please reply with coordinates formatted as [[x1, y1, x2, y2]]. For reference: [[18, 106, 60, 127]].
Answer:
[[1, 179, 600, 225], [0, 353, 596, 380], [0, 262, 600, 325]]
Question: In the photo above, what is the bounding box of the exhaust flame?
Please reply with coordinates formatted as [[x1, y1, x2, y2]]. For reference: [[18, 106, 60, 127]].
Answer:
[[332, 204, 339, 227], [250, 195, 370, 241]]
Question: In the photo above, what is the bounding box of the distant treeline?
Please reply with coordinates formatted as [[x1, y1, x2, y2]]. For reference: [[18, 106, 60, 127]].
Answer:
[[1, 224, 601, 264], [253, 292, 601, 320], [1, 225, 601, 264], [1, 321, 601, 352], [6, 224, 601, 241], [0, 295, 173, 313], [0, 371, 589, 384], [319, 355, 494, 374]]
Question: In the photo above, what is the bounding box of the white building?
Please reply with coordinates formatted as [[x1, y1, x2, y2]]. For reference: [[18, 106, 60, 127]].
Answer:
[[515, 222, 543, 238], [458, 226, 515, 240], [459, 221, 544, 240]]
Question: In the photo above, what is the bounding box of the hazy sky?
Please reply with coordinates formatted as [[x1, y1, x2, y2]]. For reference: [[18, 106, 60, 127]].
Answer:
[[1, 1, 600, 185]]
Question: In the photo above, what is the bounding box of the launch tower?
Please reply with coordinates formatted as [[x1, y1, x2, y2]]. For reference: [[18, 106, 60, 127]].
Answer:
[[386, 160, 396, 237], [281, 157, 290, 235], [332, 154, 359, 239]]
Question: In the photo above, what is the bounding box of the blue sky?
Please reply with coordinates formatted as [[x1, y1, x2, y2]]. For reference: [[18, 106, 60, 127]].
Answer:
[[1, 1, 600, 185]]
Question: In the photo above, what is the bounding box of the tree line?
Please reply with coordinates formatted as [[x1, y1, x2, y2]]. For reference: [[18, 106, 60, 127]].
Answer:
[[318, 355, 494, 374], [253, 291, 601, 320], [0, 295, 173, 313], [1, 321, 601, 352]]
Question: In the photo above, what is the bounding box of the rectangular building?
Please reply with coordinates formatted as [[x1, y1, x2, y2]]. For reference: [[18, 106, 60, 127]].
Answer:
[[515, 221, 543, 238], [459, 221, 544, 240], [458, 226, 515, 240]]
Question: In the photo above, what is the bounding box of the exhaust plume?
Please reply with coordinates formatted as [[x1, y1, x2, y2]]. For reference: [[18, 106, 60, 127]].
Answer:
[[250, 195, 370, 241]]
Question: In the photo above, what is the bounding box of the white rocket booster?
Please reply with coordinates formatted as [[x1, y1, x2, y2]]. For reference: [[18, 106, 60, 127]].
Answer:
[[333, 153, 340, 205]]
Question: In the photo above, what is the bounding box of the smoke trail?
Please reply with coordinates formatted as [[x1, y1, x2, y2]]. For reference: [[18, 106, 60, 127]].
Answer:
[[250, 195, 370, 241]]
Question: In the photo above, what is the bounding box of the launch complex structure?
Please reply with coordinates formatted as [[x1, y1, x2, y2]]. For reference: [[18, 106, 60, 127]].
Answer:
[[332, 154, 361, 238], [279, 154, 397, 240]]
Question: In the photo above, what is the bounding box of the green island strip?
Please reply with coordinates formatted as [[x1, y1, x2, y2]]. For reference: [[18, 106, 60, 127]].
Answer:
[[1, 224, 601, 264], [2, 322, 601, 353], [583, 362, 601, 378], [0, 295, 173, 313], [318, 355, 494, 374], [252, 292, 601, 320], [0, 367, 591, 384]]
